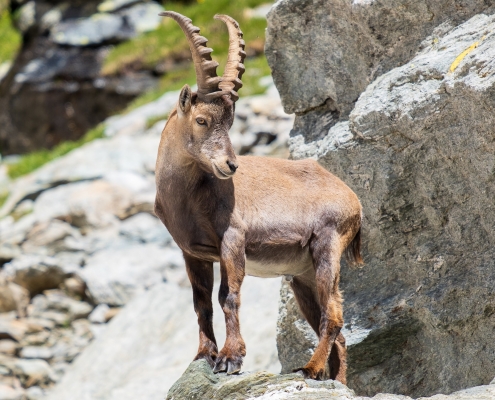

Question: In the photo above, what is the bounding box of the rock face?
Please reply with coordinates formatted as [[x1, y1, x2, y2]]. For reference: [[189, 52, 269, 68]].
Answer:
[[265, 0, 495, 141], [273, 8, 495, 399], [164, 359, 495, 400], [0, 0, 163, 154]]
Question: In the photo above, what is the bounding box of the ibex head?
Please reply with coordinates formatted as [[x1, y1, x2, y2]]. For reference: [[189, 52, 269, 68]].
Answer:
[[160, 12, 246, 179]]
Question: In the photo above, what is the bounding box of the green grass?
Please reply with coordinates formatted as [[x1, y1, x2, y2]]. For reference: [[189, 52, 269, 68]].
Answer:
[[146, 113, 170, 129], [7, 124, 105, 179], [0, 0, 21, 64], [0, 191, 7, 208]]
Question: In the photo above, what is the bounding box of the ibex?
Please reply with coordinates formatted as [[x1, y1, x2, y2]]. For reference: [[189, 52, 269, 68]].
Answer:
[[154, 11, 363, 383]]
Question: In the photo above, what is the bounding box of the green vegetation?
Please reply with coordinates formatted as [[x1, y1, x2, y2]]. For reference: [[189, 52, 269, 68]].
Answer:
[[0, 0, 21, 64], [0, 191, 7, 208], [146, 113, 170, 129], [7, 124, 105, 179], [106, 0, 272, 111]]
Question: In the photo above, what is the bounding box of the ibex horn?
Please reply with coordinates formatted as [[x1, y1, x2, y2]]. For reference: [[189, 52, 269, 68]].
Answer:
[[214, 14, 246, 102], [160, 11, 226, 101]]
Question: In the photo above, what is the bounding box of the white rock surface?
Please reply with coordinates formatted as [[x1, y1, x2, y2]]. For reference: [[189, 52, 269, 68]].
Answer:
[[47, 277, 281, 400]]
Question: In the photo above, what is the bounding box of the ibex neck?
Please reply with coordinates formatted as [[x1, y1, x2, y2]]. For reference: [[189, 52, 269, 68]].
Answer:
[[157, 126, 213, 189]]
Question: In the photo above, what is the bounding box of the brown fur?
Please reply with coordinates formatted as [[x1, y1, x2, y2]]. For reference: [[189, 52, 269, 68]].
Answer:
[[154, 84, 363, 381]]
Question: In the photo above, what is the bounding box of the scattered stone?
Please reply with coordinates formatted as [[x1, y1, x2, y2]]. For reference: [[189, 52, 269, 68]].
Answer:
[[24, 318, 55, 333], [43, 291, 93, 320], [22, 331, 50, 347], [104, 307, 120, 322], [0, 340, 18, 356], [0, 319, 29, 342], [25, 386, 45, 400], [0, 278, 30, 316], [29, 311, 69, 328], [11, 358, 55, 387], [4, 256, 66, 296], [22, 220, 82, 255], [19, 346, 53, 361], [15, 1, 36, 33], [88, 304, 110, 324], [61, 276, 86, 298], [0, 384, 25, 400], [0, 61, 12, 83]]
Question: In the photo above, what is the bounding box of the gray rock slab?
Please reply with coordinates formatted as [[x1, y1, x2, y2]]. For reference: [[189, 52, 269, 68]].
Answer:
[[80, 242, 183, 306], [0, 134, 159, 218], [118, 213, 172, 245], [266, 0, 495, 139], [282, 12, 495, 399], [51, 13, 129, 46], [119, 2, 163, 34], [47, 276, 281, 400]]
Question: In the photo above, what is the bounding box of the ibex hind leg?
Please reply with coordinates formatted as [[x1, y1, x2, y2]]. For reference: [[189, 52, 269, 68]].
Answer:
[[291, 228, 347, 383]]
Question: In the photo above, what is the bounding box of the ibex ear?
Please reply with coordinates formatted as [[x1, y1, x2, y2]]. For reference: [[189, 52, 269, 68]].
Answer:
[[178, 84, 192, 115]]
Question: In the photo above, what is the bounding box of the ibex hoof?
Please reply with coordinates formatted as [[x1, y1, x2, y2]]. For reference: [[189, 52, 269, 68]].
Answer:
[[293, 367, 324, 381], [194, 353, 217, 369], [213, 353, 243, 375]]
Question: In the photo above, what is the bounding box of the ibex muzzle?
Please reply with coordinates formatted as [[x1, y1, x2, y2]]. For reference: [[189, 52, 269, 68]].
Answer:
[[155, 11, 363, 383]]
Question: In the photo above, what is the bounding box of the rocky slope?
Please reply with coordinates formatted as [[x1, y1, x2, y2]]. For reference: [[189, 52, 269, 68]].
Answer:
[[0, 0, 163, 154], [0, 80, 293, 399], [268, 2, 495, 398]]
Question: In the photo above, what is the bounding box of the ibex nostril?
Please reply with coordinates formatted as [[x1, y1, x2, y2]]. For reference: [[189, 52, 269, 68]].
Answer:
[[227, 160, 238, 173]]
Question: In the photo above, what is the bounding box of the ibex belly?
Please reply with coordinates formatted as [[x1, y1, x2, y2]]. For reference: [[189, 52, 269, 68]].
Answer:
[[245, 250, 313, 278]]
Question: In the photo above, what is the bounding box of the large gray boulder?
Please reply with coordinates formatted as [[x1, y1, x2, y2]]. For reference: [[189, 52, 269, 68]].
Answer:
[[277, 11, 495, 399], [165, 359, 495, 400], [265, 0, 495, 140]]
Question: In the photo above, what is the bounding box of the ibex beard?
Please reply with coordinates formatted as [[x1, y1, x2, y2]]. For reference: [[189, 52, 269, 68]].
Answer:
[[154, 11, 363, 383]]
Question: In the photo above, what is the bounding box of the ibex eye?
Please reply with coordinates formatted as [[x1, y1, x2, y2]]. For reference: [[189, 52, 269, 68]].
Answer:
[[196, 118, 207, 126]]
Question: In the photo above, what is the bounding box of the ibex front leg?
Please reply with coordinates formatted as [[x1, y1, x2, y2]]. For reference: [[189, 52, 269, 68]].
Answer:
[[213, 228, 246, 374], [184, 254, 218, 368]]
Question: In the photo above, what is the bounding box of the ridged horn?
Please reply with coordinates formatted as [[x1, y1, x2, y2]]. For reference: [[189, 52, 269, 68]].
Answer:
[[214, 14, 246, 102], [160, 11, 222, 101]]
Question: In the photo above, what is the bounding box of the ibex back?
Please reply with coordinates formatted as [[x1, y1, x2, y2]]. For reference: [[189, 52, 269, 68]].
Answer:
[[154, 11, 363, 383]]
